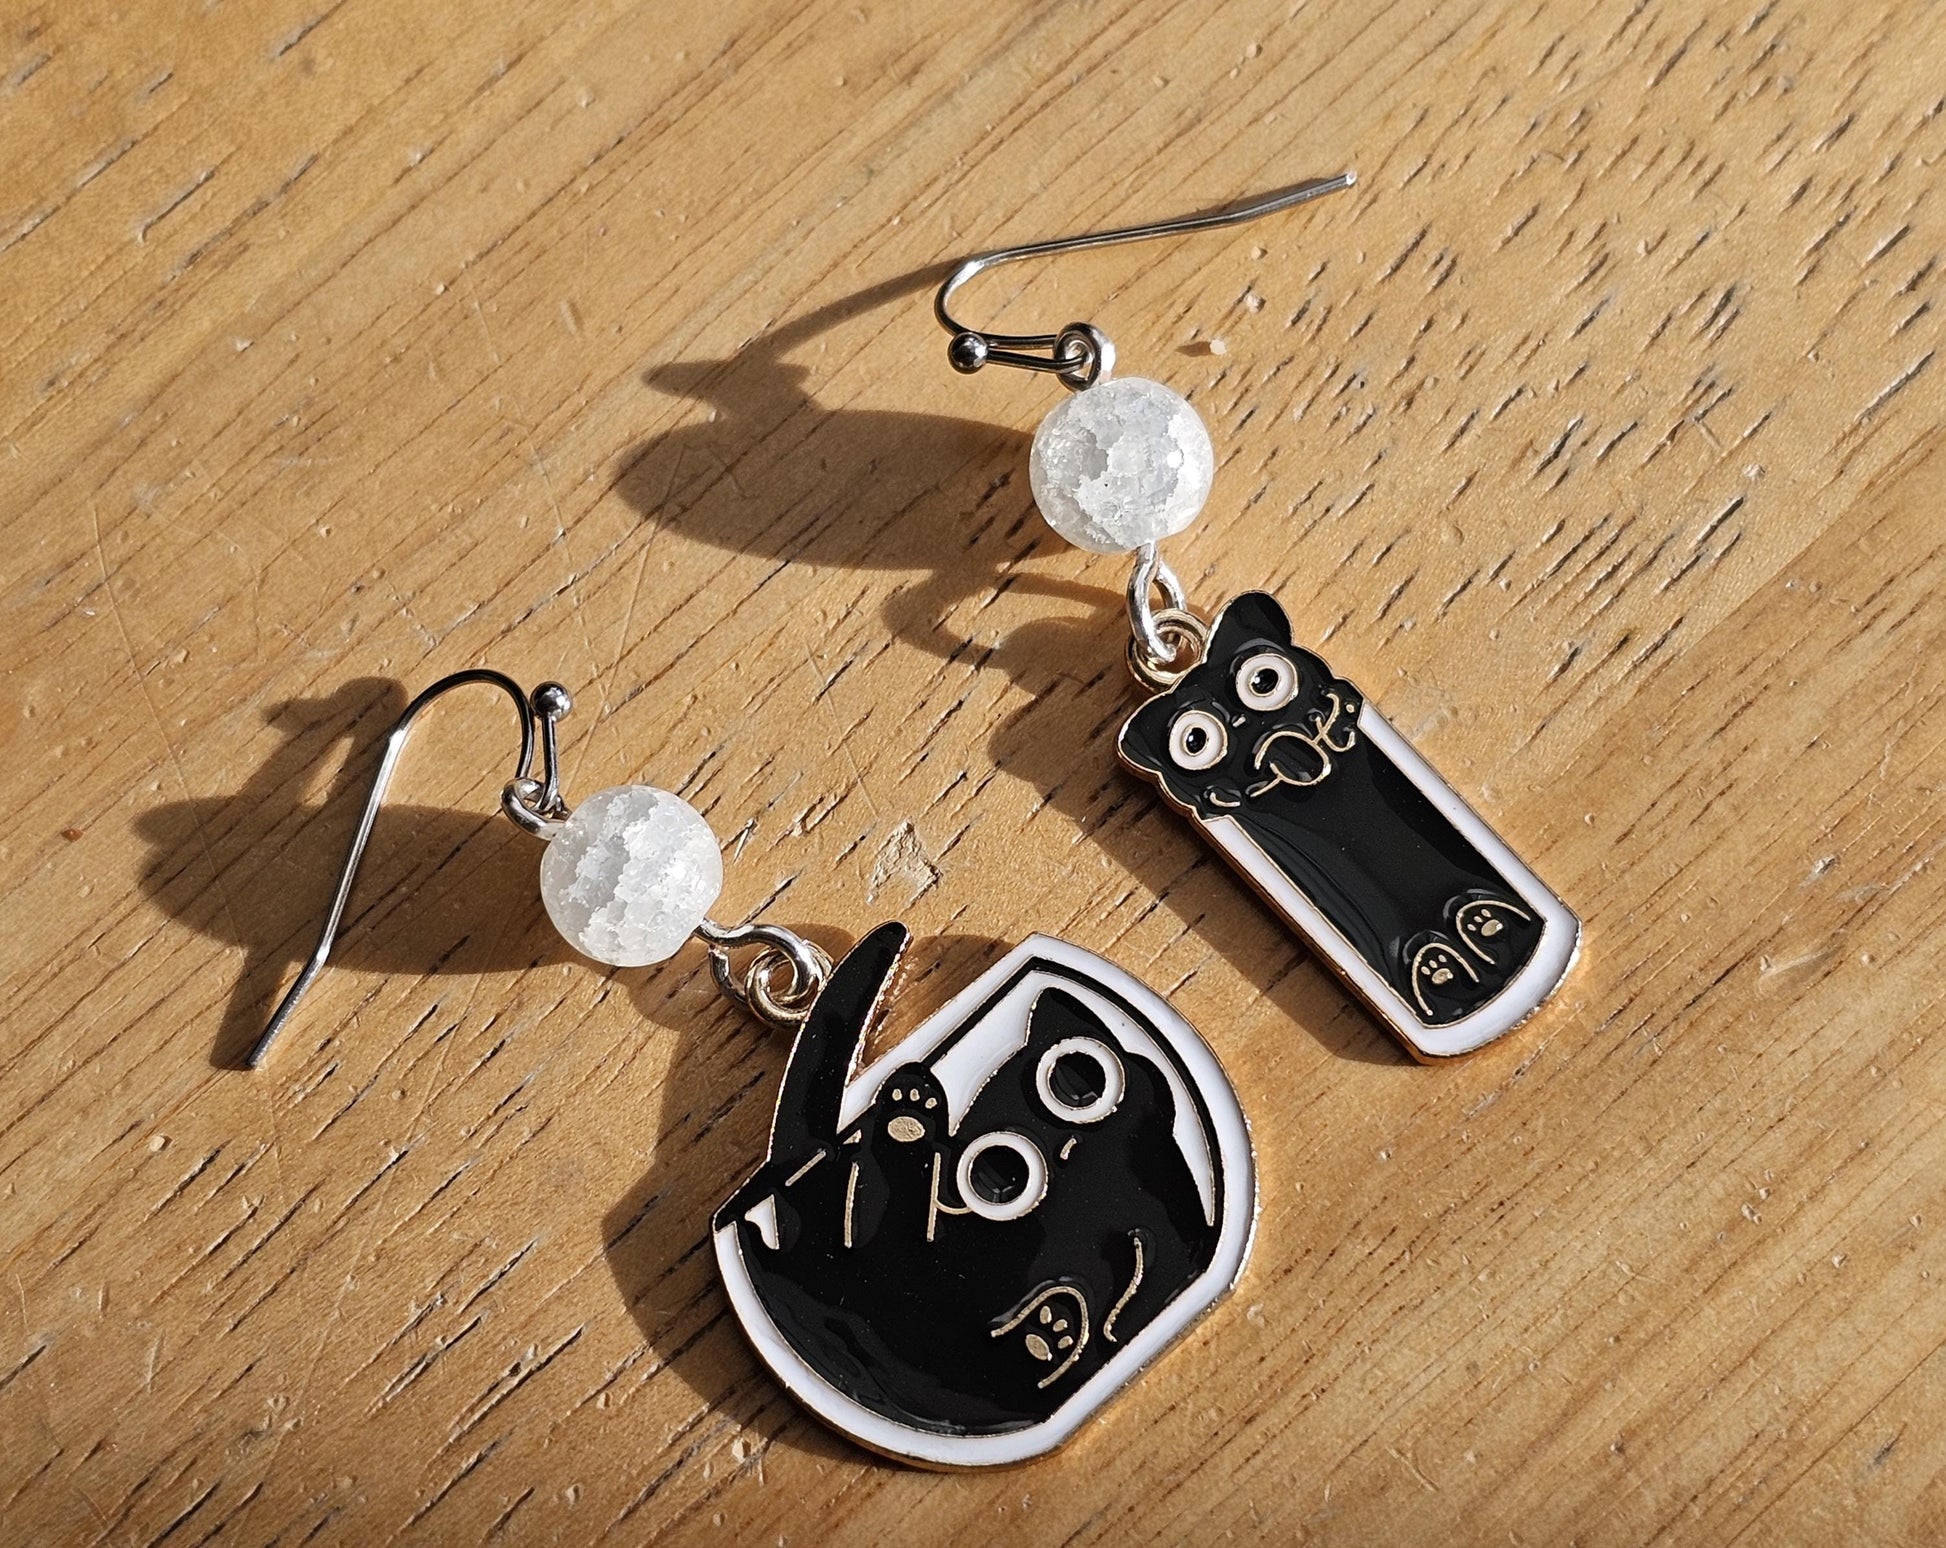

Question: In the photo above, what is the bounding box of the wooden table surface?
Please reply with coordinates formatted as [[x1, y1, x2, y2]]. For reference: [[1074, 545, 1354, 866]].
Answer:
[[3, 0, 1943, 1542]]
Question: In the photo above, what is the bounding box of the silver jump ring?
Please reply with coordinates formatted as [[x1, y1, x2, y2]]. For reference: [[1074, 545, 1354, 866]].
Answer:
[[746, 948, 823, 1026], [694, 919, 832, 1030], [501, 777, 567, 839], [1127, 610, 1210, 692], [1052, 324, 1114, 390]]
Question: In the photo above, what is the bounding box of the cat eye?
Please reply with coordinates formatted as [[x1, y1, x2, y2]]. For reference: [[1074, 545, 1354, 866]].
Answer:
[[1167, 708, 1228, 770], [956, 1131, 1048, 1221], [1235, 651, 1299, 711], [1035, 1037, 1125, 1124]]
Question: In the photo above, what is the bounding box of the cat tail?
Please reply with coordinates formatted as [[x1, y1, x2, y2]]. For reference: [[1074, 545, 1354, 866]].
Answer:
[[766, 921, 909, 1169]]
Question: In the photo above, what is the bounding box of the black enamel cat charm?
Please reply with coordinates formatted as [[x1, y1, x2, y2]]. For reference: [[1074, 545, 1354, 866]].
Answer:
[[712, 923, 1254, 1467], [1119, 592, 1579, 1060]]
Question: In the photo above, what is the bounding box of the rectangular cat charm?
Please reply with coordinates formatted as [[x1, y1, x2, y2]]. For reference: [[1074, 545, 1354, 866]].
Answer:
[[1118, 592, 1579, 1060]]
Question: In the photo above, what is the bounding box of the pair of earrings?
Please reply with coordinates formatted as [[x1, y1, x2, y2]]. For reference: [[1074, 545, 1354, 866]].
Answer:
[[253, 173, 1577, 1469]]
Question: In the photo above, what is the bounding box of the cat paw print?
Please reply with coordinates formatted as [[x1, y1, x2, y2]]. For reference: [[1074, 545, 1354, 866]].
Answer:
[[992, 1283, 1090, 1389], [1452, 893, 1535, 968], [1024, 1304, 1076, 1363], [1405, 935, 1483, 1023]]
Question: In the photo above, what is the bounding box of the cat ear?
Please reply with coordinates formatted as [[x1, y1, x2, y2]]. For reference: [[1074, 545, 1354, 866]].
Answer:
[[1026, 986, 1111, 1047], [1117, 693, 1175, 777], [1207, 591, 1295, 661]]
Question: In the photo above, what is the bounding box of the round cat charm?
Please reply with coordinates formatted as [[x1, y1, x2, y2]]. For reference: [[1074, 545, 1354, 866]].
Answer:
[[713, 923, 1255, 1467]]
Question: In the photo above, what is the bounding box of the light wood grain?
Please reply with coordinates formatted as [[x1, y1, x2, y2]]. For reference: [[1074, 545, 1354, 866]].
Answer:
[[2, 0, 1942, 1542]]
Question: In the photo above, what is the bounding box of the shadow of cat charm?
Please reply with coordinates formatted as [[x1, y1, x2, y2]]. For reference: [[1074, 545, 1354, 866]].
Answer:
[[1119, 593, 1579, 1059], [713, 923, 1254, 1467]]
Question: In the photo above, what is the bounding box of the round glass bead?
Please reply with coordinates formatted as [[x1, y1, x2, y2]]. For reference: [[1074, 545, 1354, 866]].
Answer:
[[539, 785, 722, 967], [1027, 376, 1215, 554]]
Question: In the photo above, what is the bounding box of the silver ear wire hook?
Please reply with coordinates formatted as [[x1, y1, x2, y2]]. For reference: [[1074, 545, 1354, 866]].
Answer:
[[248, 668, 574, 1069], [936, 170, 1355, 390]]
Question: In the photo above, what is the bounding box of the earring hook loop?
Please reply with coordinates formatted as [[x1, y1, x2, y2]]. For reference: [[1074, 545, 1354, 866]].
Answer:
[[936, 170, 1355, 390], [248, 668, 572, 1069], [1126, 542, 1209, 690]]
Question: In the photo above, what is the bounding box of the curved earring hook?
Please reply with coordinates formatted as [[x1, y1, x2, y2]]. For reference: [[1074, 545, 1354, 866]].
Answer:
[[936, 170, 1355, 389], [247, 668, 573, 1069]]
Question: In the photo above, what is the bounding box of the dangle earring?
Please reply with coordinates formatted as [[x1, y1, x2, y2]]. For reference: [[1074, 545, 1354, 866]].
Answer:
[[252, 670, 1254, 1468], [938, 174, 1579, 1060]]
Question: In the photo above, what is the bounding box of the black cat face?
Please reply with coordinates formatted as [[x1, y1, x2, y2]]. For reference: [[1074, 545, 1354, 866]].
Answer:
[[862, 988, 1148, 1228], [1119, 592, 1362, 817]]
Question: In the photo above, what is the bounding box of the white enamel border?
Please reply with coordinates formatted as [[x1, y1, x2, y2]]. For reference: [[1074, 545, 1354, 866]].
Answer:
[[713, 934, 1256, 1469], [1198, 703, 1578, 1059]]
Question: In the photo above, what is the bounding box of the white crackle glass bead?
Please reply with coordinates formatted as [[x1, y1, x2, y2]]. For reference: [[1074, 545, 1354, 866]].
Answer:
[[1028, 376, 1215, 554], [539, 785, 721, 967]]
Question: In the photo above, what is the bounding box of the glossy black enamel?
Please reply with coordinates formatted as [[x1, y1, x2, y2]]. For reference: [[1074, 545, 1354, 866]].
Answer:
[[1119, 592, 1542, 1027], [715, 926, 1223, 1437]]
